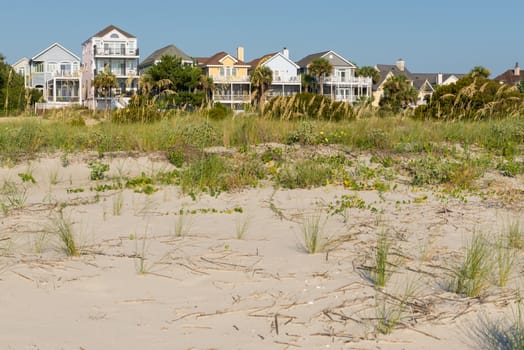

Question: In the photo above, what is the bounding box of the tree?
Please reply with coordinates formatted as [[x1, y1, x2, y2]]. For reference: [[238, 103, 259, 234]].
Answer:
[[517, 80, 524, 94], [144, 55, 206, 107], [93, 66, 117, 98], [308, 58, 333, 96], [469, 66, 491, 79], [301, 74, 316, 93], [250, 65, 273, 110], [379, 75, 418, 112], [0, 53, 29, 113], [355, 66, 380, 85], [415, 74, 523, 120], [198, 75, 214, 105]]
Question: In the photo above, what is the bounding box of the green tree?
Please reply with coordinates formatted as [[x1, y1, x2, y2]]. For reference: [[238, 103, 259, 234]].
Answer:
[[379, 75, 418, 112], [517, 80, 524, 93], [93, 66, 117, 98], [144, 55, 205, 107], [250, 65, 273, 110], [355, 66, 380, 85], [469, 66, 491, 79], [415, 74, 523, 120], [308, 58, 333, 96], [301, 74, 316, 93], [0, 53, 28, 114]]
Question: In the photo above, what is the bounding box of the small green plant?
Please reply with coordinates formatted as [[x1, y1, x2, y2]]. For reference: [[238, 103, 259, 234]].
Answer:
[[174, 210, 191, 237], [88, 161, 109, 181], [1, 180, 28, 210], [507, 220, 524, 250], [450, 232, 492, 297], [471, 299, 524, 350], [48, 167, 60, 185], [134, 229, 151, 274], [301, 213, 328, 254], [235, 214, 250, 240], [372, 230, 393, 288], [51, 210, 80, 256], [374, 281, 418, 335], [18, 172, 36, 184], [112, 191, 124, 216], [495, 233, 516, 288]]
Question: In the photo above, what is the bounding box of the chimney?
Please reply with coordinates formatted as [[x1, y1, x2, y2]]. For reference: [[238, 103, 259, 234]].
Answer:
[[396, 58, 405, 72], [437, 73, 443, 85], [237, 46, 244, 62], [282, 47, 289, 59], [515, 62, 520, 76]]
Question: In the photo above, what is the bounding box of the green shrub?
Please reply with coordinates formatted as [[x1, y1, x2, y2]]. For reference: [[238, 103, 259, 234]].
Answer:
[[264, 93, 353, 121], [207, 103, 231, 120]]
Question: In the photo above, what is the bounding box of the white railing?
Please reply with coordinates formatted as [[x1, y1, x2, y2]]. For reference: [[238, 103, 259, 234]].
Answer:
[[211, 75, 250, 83], [214, 94, 251, 101], [272, 76, 300, 83], [323, 76, 372, 85], [95, 48, 138, 56]]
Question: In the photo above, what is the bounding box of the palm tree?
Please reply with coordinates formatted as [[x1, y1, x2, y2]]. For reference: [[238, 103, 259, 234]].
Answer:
[[308, 57, 333, 96], [469, 66, 491, 79], [93, 66, 117, 99], [379, 74, 418, 112], [250, 65, 273, 110], [198, 75, 214, 106], [355, 66, 380, 85]]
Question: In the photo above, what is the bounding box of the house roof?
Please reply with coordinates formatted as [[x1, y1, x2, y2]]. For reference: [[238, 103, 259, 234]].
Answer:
[[91, 24, 136, 39], [374, 64, 413, 89], [196, 51, 250, 67], [493, 68, 523, 85], [31, 42, 80, 61], [295, 51, 330, 68], [247, 52, 277, 68], [139, 44, 192, 69]]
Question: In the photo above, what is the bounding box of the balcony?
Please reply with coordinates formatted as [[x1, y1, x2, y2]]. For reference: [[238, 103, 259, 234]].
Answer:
[[211, 75, 250, 83], [323, 76, 372, 85], [272, 76, 301, 84], [95, 48, 139, 57], [213, 93, 251, 102]]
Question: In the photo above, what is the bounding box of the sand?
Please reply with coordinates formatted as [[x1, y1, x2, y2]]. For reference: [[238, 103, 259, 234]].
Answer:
[[0, 150, 522, 349]]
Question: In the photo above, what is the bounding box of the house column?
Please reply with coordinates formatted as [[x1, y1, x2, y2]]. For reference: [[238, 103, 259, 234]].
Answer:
[[53, 78, 57, 103]]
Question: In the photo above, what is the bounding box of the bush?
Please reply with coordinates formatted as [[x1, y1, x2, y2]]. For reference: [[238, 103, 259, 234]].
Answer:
[[264, 93, 354, 121], [207, 103, 232, 120]]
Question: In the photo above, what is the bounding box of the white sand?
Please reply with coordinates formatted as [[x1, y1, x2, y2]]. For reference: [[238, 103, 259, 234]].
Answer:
[[0, 151, 522, 349]]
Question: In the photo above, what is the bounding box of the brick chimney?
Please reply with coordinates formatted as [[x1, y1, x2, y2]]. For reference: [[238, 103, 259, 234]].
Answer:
[[514, 62, 520, 76], [396, 58, 405, 72], [237, 47, 244, 62]]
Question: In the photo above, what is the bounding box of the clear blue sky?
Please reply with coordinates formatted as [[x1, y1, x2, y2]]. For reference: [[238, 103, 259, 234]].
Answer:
[[1, 0, 522, 76]]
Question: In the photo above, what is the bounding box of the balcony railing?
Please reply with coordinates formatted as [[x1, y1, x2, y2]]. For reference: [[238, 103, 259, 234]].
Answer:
[[323, 76, 372, 85], [272, 76, 300, 84], [95, 48, 139, 57], [211, 75, 250, 83], [214, 94, 251, 101]]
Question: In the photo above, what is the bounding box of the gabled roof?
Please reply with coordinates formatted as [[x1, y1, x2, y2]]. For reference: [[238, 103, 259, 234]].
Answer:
[[248, 52, 277, 68], [374, 64, 413, 89], [12, 57, 29, 67], [139, 44, 192, 69], [493, 69, 523, 85], [252, 52, 301, 70], [296, 50, 354, 68], [296, 51, 329, 68], [31, 42, 80, 61], [91, 24, 135, 39], [197, 51, 250, 67]]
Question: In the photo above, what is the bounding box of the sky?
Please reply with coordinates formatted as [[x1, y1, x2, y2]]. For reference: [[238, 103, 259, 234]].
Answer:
[[1, 0, 522, 76]]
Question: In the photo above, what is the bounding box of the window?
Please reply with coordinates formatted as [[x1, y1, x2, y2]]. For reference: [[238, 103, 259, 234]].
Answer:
[[60, 62, 72, 76], [48, 62, 58, 74], [232, 68, 237, 76], [219, 67, 225, 76], [110, 33, 119, 39], [34, 62, 44, 73], [18, 68, 24, 75]]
